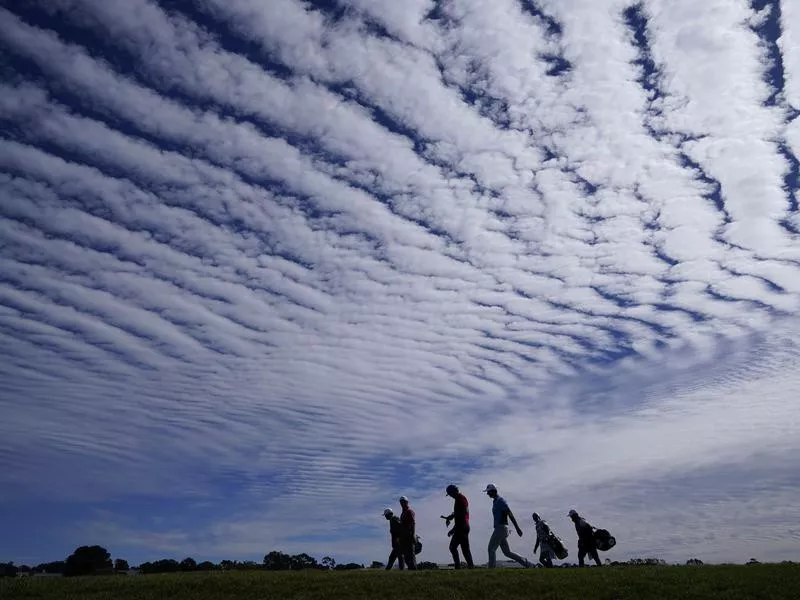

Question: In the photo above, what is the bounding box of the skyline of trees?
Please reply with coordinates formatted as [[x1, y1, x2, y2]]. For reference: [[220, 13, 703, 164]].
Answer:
[[2, 546, 794, 577]]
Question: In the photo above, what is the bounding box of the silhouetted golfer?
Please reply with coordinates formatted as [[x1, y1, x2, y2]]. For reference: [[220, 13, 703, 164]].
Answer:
[[569, 509, 602, 567], [532, 512, 555, 568], [383, 508, 405, 570], [399, 496, 417, 570], [443, 484, 474, 569], [483, 484, 531, 568]]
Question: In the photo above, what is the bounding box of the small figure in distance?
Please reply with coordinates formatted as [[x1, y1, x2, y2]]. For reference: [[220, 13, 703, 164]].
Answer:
[[383, 508, 405, 570], [568, 509, 602, 567], [483, 484, 531, 569], [399, 496, 417, 570], [443, 484, 474, 569], [532, 512, 555, 568]]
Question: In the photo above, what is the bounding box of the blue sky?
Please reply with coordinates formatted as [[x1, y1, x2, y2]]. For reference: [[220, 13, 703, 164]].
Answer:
[[1, 0, 800, 568]]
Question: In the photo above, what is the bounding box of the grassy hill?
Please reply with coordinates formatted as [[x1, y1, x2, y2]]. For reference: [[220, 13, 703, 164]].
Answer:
[[3, 563, 799, 600]]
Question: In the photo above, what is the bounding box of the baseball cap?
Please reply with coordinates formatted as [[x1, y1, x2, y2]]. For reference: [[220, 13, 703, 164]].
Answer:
[[568, 509, 578, 517], [483, 483, 497, 493], [446, 484, 458, 495], [399, 495, 409, 502], [383, 508, 393, 517]]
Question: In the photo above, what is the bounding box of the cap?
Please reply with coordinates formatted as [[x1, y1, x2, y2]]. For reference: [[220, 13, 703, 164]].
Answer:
[[383, 508, 393, 517], [446, 484, 458, 495], [483, 483, 497, 493], [532, 512, 540, 521], [568, 509, 579, 518], [399, 495, 409, 503]]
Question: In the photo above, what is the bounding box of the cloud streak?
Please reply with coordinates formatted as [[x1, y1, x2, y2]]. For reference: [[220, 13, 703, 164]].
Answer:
[[1, 0, 799, 565]]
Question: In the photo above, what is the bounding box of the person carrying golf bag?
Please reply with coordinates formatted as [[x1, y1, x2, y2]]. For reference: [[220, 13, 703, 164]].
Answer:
[[532, 512, 556, 568], [568, 509, 602, 567], [383, 508, 406, 570]]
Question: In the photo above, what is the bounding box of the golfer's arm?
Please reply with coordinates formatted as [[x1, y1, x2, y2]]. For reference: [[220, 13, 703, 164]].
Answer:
[[507, 511, 521, 531]]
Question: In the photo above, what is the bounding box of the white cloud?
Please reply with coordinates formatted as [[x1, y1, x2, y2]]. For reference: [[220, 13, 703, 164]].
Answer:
[[1, 0, 799, 566]]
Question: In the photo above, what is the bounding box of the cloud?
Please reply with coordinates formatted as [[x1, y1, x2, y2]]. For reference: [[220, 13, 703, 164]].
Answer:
[[1, 0, 799, 565]]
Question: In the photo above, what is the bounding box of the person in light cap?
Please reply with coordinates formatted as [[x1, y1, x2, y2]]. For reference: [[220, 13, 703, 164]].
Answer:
[[398, 496, 417, 570], [483, 484, 531, 568], [442, 484, 474, 569], [383, 508, 405, 570]]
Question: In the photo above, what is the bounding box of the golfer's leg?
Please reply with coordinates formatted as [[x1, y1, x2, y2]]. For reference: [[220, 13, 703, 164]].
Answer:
[[404, 543, 417, 570], [449, 536, 461, 568], [578, 547, 587, 567], [499, 537, 528, 567], [591, 548, 602, 566], [487, 529, 501, 568], [462, 534, 475, 568]]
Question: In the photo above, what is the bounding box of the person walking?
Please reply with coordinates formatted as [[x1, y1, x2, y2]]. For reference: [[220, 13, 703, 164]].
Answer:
[[483, 484, 531, 568], [399, 496, 417, 570], [532, 512, 555, 568], [568, 509, 602, 567], [443, 484, 474, 569], [383, 508, 405, 570]]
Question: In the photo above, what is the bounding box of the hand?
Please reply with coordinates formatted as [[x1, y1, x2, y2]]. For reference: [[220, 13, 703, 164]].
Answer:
[[446, 517, 452, 526], [447, 529, 454, 537]]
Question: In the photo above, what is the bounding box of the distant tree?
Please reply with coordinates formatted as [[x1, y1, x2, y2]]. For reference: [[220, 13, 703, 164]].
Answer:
[[34, 561, 65, 574], [139, 559, 180, 574], [114, 559, 130, 572], [417, 561, 439, 570], [627, 557, 665, 566], [64, 545, 113, 577], [686, 558, 704, 565], [333, 562, 363, 570], [180, 557, 197, 572], [369, 561, 384, 569], [18, 565, 31, 574], [0, 562, 19, 578], [263, 551, 292, 571], [219, 560, 235, 571], [321, 556, 336, 570], [290, 553, 318, 570], [747, 558, 760, 565], [196, 561, 216, 571]]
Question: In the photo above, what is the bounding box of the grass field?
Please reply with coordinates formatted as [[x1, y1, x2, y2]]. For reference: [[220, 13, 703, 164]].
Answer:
[[3, 564, 799, 600]]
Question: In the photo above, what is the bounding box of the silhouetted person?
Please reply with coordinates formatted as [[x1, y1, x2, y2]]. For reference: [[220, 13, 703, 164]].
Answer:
[[532, 512, 554, 568], [399, 496, 417, 570], [483, 484, 531, 568], [383, 508, 405, 570], [569, 509, 601, 567], [443, 484, 474, 569]]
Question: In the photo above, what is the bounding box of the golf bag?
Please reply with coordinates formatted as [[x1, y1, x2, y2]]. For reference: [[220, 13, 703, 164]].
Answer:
[[547, 531, 569, 560], [594, 529, 616, 551]]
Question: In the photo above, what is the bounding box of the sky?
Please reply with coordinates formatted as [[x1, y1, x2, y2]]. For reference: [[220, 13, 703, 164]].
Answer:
[[1, 0, 800, 568]]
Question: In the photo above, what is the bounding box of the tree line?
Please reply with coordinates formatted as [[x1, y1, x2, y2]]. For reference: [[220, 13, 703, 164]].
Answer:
[[3, 548, 790, 577], [0, 546, 383, 577]]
